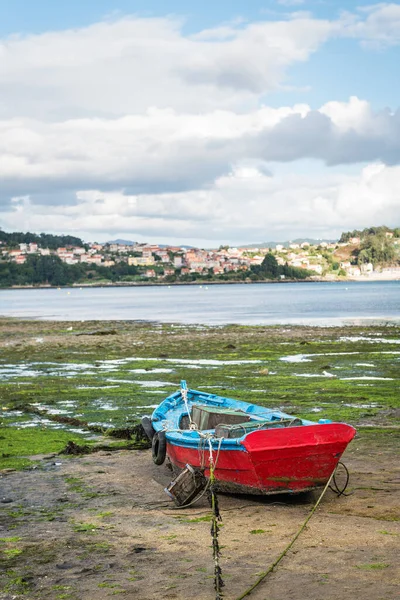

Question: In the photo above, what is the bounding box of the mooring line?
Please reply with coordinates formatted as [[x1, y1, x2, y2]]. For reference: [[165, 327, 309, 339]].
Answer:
[[234, 470, 336, 600]]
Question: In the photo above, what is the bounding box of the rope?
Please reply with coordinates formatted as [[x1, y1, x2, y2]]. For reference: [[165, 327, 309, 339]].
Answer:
[[180, 380, 197, 430], [208, 440, 224, 600], [234, 469, 337, 600], [329, 461, 352, 496]]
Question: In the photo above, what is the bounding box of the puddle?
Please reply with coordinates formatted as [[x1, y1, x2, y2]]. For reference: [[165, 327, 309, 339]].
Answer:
[[280, 354, 312, 363], [129, 368, 174, 374], [44, 408, 71, 415], [340, 336, 400, 344], [0, 356, 264, 385], [201, 385, 226, 389], [340, 376, 394, 381], [30, 403, 71, 415], [281, 352, 361, 363], [0, 368, 45, 379], [9, 417, 67, 429], [93, 401, 119, 411], [76, 385, 120, 390], [96, 358, 158, 366], [166, 359, 264, 366], [131, 380, 177, 388], [69, 428, 96, 436], [342, 402, 380, 408], [106, 379, 137, 385], [1, 410, 23, 417], [173, 364, 209, 370], [293, 373, 328, 378]]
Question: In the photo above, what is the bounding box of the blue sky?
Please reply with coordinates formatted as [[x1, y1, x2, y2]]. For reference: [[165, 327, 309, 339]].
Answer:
[[0, 0, 399, 244], [0, 1, 378, 32], [1, 1, 398, 109]]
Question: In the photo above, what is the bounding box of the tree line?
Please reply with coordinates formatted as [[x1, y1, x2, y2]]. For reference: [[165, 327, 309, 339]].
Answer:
[[0, 229, 85, 250], [0, 255, 139, 288], [251, 253, 312, 280]]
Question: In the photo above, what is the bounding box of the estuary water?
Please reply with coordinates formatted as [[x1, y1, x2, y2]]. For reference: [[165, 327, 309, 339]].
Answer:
[[0, 281, 399, 325]]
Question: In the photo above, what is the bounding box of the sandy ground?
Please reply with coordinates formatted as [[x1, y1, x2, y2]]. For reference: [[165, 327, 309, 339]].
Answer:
[[1, 434, 399, 600]]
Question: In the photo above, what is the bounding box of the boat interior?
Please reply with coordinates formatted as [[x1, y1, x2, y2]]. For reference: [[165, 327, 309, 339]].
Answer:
[[179, 404, 302, 438]]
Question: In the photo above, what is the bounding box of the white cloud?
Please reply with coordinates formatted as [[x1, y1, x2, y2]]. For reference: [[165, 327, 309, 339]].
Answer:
[[0, 7, 398, 121], [0, 14, 334, 120], [1, 97, 399, 206], [1, 7, 400, 243], [2, 161, 400, 245], [350, 3, 400, 48]]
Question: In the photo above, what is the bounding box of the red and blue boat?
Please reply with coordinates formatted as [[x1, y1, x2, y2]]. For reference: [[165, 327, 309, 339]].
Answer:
[[143, 381, 356, 498]]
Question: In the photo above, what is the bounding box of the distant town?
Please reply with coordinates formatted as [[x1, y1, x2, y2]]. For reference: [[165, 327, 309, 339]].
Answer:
[[0, 226, 399, 287]]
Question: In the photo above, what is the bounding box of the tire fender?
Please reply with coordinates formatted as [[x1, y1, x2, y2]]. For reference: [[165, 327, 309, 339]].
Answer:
[[141, 416, 155, 441], [152, 431, 167, 465]]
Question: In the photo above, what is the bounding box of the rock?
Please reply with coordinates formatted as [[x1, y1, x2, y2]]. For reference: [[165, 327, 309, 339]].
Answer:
[[56, 562, 77, 570], [59, 441, 90, 455], [76, 329, 118, 336]]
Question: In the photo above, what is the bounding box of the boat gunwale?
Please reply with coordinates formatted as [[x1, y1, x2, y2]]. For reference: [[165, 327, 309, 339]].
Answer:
[[149, 387, 355, 450]]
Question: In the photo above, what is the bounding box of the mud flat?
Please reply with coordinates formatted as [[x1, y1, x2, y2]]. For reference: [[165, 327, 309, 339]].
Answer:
[[1, 319, 399, 599]]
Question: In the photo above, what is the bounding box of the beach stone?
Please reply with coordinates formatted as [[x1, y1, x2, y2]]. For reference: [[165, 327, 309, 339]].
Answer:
[[56, 562, 77, 570]]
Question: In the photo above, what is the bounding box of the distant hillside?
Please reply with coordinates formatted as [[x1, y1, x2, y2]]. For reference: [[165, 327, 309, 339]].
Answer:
[[337, 226, 400, 267], [243, 238, 337, 249], [339, 226, 400, 243], [106, 239, 193, 249], [106, 239, 136, 246]]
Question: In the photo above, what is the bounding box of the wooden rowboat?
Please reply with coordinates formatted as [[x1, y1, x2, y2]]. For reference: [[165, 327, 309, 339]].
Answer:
[[143, 381, 356, 498]]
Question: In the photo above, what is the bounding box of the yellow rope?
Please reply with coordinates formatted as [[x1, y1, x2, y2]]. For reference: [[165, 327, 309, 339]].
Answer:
[[209, 448, 224, 599], [235, 470, 336, 600]]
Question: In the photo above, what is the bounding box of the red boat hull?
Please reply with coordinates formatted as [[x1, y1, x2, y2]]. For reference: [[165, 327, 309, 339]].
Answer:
[[166, 423, 356, 494]]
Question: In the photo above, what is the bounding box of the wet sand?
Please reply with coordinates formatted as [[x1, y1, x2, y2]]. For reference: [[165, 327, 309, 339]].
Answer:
[[1, 318, 399, 599], [1, 430, 399, 600]]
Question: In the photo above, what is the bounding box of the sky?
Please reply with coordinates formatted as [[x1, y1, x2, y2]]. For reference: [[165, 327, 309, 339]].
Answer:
[[0, 1, 400, 246]]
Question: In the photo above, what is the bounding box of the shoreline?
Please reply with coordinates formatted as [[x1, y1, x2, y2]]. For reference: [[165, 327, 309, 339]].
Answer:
[[1, 273, 400, 291]]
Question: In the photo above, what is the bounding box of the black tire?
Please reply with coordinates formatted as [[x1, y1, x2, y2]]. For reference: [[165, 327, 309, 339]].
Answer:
[[141, 416, 155, 441], [152, 431, 167, 465]]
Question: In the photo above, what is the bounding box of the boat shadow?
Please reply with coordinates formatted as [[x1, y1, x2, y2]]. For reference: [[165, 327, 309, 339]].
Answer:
[[152, 462, 321, 508]]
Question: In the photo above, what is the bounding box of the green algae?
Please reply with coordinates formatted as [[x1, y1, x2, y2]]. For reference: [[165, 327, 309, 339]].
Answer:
[[250, 529, 266, 534], [1, 320, 399, 467], [72, 522, 99, 534], [0, 427, 93, 470], [356, 563, 390, 570]]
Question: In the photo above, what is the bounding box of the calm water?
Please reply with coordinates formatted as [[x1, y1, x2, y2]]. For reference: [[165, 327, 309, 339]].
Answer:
[[1, 281, 399, 325]]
